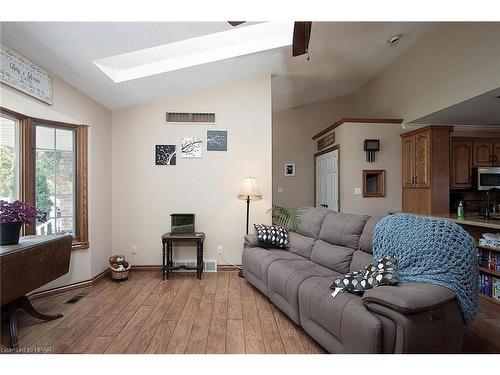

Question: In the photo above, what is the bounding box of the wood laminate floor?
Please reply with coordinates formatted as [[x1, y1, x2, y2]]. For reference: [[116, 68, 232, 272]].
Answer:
[[1, 270, 498, 354], [0, 271, 324, 354]]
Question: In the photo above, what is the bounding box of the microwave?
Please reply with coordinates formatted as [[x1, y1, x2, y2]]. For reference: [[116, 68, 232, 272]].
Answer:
[[474, 167, 500, 191]]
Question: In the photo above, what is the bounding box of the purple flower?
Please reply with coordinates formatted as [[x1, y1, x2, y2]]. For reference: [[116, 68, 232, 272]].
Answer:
[[0, 200, 47, 224]]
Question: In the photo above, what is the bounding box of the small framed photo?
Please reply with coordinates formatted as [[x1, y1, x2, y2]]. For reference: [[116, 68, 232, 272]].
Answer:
[[284, 163, 295, 177]]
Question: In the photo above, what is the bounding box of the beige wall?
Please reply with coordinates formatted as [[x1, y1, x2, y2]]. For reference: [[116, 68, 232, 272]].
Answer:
[[272, 94, 356, 208], [111, 76, 272, 266], [353, 22, 500, 123], [1, 78, 112, 290], [334, 122, 403, 217]]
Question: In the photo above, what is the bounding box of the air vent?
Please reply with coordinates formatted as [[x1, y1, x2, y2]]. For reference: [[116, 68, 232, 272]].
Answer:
[[66, 292, 88, 304], [172, 259, 217, 272], [166, 112, 216, 124]]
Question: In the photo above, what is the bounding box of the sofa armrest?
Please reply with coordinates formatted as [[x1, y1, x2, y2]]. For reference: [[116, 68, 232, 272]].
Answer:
[[244, 234, 261, 248], [362, 282, 456, 314]]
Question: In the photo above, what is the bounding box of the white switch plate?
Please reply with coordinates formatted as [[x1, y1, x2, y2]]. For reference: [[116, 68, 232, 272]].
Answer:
[[277, 187, 284, 193], [354, 188, 362, 196]]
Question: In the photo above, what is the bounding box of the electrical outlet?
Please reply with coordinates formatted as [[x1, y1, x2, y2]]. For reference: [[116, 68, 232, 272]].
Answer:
[[277, 187, 284, 193], [217, 245, 224, 254], [354, 188, 362, 196], [131, 245, 138, 255]]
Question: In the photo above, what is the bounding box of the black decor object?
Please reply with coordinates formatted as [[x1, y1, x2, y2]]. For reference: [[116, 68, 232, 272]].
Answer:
[[170, 213, 195, 234], [155, 145, 176, 165], [0, 222, 22, 245], [364, 139, 380, 162]]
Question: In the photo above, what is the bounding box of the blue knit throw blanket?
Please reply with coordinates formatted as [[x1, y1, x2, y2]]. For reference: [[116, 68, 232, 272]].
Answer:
[[373, 213, 479, 325]]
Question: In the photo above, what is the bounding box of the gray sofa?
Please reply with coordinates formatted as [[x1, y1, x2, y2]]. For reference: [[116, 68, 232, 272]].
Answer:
[[242, 207, 465, 353]]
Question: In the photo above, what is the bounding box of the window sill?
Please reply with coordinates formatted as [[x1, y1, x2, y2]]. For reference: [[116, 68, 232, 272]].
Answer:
[[72, 241, 89, 250]]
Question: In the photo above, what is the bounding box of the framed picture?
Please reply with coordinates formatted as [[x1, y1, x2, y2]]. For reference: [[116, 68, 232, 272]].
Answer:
[[207, 130, 227, 151], [181, 137, 202, 158], [284, 163, 295, 177], [155, 145, 176, 165]]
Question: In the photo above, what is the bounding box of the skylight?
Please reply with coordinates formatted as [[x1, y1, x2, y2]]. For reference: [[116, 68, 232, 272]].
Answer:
[[93, 22, 294, 83]]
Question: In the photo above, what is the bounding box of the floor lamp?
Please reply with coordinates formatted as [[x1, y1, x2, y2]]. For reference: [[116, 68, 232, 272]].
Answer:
[[238, 177, 262, 277]]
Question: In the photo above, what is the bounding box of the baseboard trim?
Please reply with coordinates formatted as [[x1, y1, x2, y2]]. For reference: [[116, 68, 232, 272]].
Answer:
[[28, 269, 110, 301], [131, 264, 241, 272]]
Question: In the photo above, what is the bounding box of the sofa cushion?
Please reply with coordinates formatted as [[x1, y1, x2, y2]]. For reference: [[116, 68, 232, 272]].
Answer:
[[319, 212, 370, 249], [298, 276, 382, 353], [254, 224, 290, 248], [267, 259, 338, 324], [288, 232, 316, 259], [310, 240, 354, 274], [296, 207, 331, 239], [242, 247, 305, 296], [358, 216, 382, 254], [349, 250, 373, 272]]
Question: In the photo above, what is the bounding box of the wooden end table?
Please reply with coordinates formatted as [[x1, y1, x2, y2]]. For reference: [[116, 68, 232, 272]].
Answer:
[[161, 232, 205, 280]]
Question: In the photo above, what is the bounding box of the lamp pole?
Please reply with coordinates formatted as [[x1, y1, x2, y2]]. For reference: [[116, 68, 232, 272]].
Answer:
[[245, 195, 251, 234]]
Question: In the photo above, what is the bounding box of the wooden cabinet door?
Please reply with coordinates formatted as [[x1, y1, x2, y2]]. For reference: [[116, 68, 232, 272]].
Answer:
[[414, 130, 431, 187], [402, 135, 415, 187], [451, 140, 473, 188], [493, 142, 500, 166], [473, 141, 493, 166]]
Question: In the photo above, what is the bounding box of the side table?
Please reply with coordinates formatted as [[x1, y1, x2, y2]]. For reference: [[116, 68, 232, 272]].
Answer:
[[161, 232, 205, 280]]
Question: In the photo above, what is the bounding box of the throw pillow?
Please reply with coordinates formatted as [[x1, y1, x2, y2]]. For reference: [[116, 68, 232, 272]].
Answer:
[[330, 255, 399, 295], [254, 224, 290, 248]]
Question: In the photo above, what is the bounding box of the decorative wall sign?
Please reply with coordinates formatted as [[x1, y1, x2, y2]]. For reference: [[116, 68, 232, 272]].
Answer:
[[285, 163, 296, 177], [0, 44, 53, 105], [317, 132, 335, 151], [155, 145, 176, 165], [181, 137, 202, 158], [207, 130, 227, 151]]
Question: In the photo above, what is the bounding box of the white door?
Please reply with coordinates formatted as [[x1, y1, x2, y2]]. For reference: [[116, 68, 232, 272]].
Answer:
[[315, 149, 338, 211]]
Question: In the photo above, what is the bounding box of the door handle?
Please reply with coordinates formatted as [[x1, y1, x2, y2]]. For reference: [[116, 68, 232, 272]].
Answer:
[[320, 204, 328, 208]]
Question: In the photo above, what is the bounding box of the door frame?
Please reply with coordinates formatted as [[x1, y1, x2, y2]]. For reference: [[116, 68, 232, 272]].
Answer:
[[314, 144, 340, 211]]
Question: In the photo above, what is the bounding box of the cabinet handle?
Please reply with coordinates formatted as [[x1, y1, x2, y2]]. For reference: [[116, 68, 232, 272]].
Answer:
[[415, 176, 418, 184]]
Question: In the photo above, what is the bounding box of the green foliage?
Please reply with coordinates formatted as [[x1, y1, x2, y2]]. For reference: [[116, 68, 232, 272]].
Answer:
[[0, 147, 15, 199], [267, 205, 302, 232], [35, 151, 56, 216]]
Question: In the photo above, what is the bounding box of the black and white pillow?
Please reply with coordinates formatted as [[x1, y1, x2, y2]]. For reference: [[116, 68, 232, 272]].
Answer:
[[254, 224, 290, 248], [330, 256, 399, 295]]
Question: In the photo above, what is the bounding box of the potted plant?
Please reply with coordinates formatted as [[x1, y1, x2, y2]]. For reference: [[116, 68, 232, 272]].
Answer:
[[0, 200, 47, 245]]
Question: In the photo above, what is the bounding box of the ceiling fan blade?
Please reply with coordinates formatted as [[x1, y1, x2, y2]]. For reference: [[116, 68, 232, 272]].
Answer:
[[292, 21, 312, 57], [228, 21, 246, 27]]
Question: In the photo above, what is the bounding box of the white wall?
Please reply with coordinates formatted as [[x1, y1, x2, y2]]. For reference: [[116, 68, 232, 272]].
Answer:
[[1, 78, 112, 289], [334, 122, 403, 217], [272, 94, 356, 208], [111, 76, 272, 266]]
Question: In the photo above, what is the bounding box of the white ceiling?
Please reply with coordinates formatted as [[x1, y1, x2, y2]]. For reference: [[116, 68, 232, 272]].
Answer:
[[0, 22, 435, 111], [411, 87, 500, 125]]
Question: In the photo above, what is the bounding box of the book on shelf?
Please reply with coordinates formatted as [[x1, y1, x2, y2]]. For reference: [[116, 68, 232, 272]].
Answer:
[[477, 248, 500, 271], [478, 274, 500, 300]]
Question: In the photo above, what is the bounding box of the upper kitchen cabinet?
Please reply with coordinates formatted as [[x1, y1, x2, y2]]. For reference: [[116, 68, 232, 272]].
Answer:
[[401, 126, 452, 215], [473, 141, 494, 166], [450, 139, 473, 188]]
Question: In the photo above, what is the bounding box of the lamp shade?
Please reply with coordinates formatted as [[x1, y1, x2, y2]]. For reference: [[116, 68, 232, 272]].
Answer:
[[238, 177, 262, 199]]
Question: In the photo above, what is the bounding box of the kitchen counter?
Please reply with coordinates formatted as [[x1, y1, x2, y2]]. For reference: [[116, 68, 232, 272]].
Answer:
[[389, 211, 500, 231]]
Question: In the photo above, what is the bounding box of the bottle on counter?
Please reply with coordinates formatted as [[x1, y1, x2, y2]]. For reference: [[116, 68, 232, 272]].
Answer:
[[457, 201, 465, 219]]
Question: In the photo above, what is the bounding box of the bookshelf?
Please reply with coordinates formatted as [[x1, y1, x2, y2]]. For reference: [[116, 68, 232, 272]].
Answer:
[[476, 243, 500, 304]]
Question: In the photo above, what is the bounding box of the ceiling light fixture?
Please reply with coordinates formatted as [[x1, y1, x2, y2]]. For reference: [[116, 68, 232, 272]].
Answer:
[[387, 34, 402, 45], [93, 22, 294, 83]]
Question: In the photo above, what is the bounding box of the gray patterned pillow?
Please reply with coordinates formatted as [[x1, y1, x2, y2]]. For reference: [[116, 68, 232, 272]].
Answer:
[[330, 256, 399, 294], [254, 224, 290, 248]]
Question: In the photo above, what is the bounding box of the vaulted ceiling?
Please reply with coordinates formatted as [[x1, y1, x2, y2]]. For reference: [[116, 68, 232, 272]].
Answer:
[[0, 22, 435, 111]]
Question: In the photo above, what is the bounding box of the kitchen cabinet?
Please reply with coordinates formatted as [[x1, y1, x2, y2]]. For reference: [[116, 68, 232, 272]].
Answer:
[[473, 141, 494, 166], [401, 126, 452, 215], [450, 139, 473, 188], [472, 141, 500, 167]]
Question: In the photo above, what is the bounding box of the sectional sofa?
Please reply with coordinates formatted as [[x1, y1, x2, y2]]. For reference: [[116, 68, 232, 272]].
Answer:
[[242, 207, 465, 353]]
